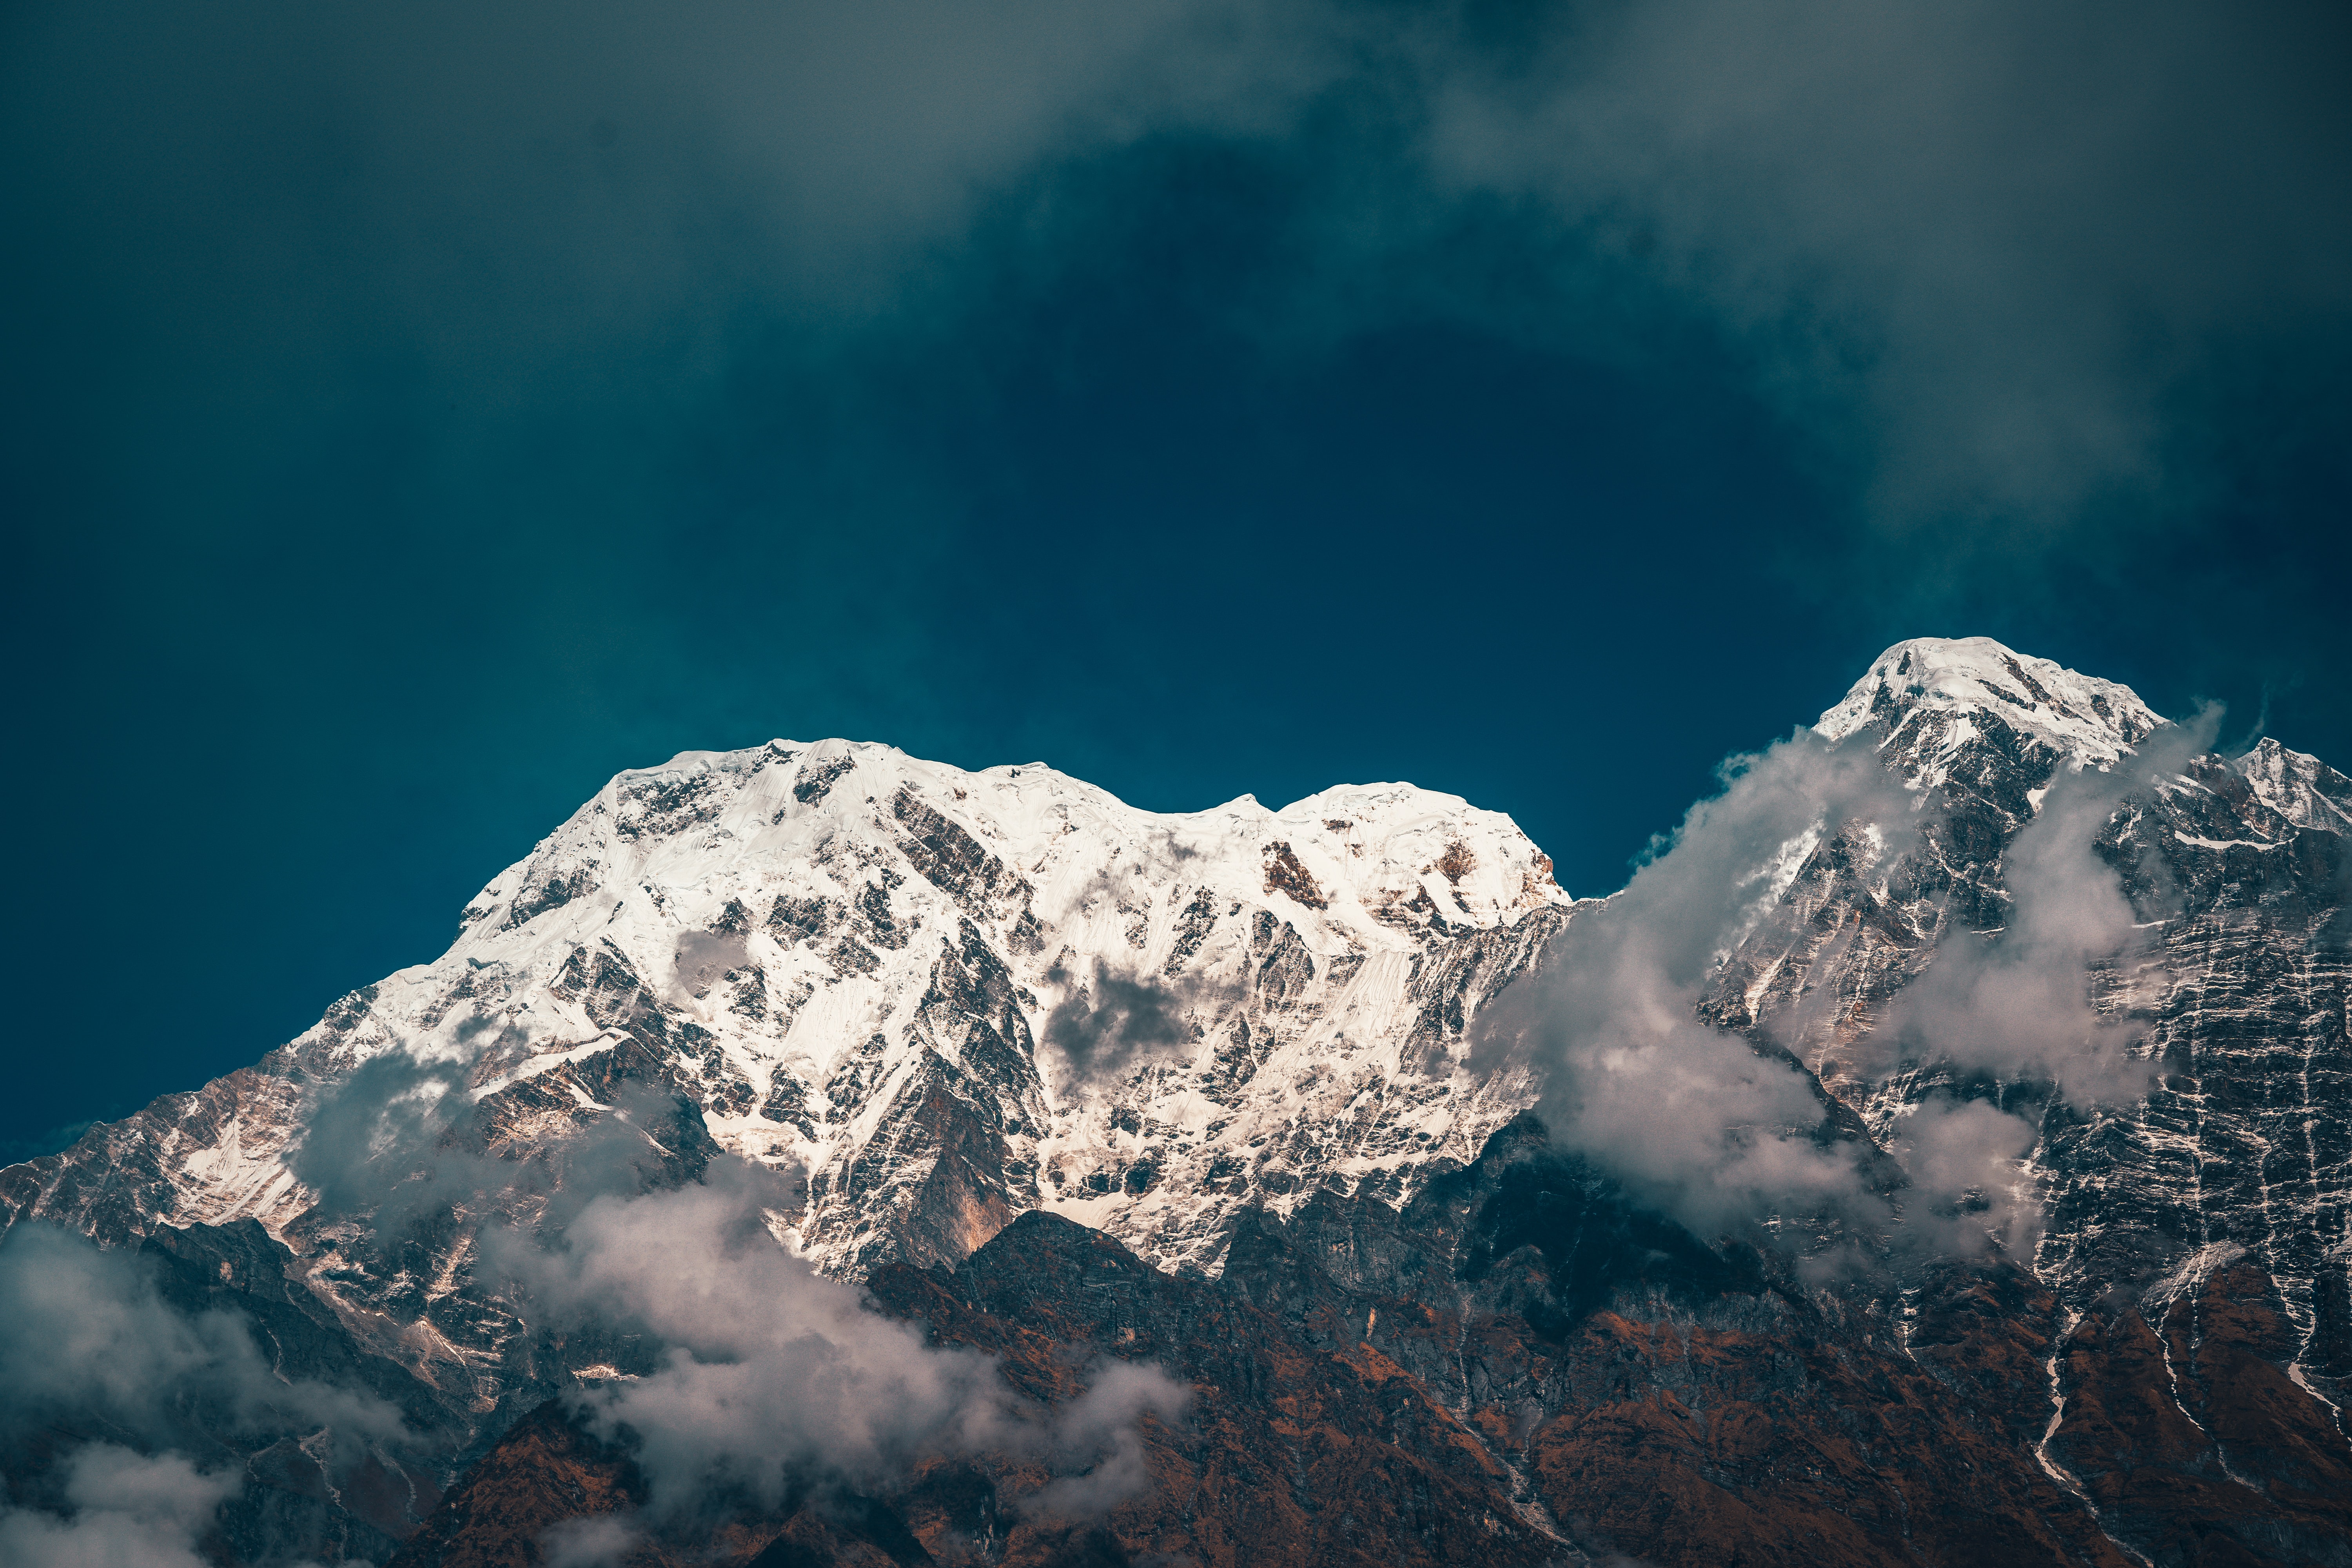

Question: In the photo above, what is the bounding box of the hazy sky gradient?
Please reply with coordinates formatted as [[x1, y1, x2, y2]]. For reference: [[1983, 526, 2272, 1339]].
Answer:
[[4, 0, 2346, 1151]]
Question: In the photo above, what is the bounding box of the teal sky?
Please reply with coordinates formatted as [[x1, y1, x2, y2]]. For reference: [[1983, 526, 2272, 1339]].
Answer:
[[3, 0, 2347, 1154]]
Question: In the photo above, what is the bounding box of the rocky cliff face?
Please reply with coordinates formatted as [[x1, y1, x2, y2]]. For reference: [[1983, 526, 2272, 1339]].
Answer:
[[5, 636, 2347, 1567], [1701, 637, 2352, 1564], [365, 1123, 2215, 1568], [1719, 642, 2350, 1386]]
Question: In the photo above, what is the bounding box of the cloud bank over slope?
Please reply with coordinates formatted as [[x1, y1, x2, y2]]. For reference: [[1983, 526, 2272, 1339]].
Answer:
[[1480, 685, 2214, 1262]]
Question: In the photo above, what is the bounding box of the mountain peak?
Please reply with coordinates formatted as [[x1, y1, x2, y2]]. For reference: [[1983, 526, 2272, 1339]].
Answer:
[[298, 736, 1583, 1281], [1815, 635, 2163, 769]]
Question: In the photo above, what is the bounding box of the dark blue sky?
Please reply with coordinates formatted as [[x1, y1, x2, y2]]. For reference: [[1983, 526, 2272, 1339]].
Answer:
[[4, 1, 2347, 1154]]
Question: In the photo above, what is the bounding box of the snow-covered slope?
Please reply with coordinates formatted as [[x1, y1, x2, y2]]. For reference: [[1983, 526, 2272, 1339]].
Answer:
[[8, 634, 2345, 1489], [3, 741, 1574, 1290]]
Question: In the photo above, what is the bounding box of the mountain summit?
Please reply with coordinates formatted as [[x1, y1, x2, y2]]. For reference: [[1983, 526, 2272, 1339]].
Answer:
[[1818, 634, 2161, 766]]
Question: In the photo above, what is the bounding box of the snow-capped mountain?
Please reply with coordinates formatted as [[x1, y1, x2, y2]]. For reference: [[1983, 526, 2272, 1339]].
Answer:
[[1719, 636, 2352, 1418], [7, 635, 2347, 1567], [1814, 635, 2163, 770], [3, 742, 1573, 1293]]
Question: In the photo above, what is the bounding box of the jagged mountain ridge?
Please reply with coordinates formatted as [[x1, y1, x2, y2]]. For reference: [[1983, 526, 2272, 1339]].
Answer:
[[7, 637, 2345, 1385], [2, 743, 1575, 1294]]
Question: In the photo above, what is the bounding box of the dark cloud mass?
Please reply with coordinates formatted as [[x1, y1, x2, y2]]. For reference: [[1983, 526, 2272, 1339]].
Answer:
[[0, 1444, 241, 1568], [13, 0, 2330, 519], [1408, 2, 2352, 526]]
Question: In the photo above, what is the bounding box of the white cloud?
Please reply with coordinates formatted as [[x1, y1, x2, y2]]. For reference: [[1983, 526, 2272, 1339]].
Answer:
[[0, 1445, 238, 1568]]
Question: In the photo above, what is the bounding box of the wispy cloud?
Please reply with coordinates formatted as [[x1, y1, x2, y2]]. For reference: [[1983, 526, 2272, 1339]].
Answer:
[[1877, 710, 2221, 1106], [0, 1225, 405, 1454], [292, 1041, 1186, 1537], [0, 1224, 409, 1564], [1473, 728, 1922, 1236], [0, 1445, 240, 1568], [13, 1, 2339, 537], [1042, 958, 1221, 1091], [512, 1160, 1189, 1525], [1480, 704, 2221, 1261]]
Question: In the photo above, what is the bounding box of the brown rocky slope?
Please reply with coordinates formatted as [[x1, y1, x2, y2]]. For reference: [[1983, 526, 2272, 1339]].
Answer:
[[392, 1110, 2352, 1566]]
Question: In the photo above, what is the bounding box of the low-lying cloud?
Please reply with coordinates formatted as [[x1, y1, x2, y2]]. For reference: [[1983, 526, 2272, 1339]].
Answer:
[[0, 1224, 408, 1566], [523, 1161, 1009, 1509], [294, 1035, 1188, 1546], [510, 1159, 1189, 1530], [1877, 711, 2220, 1106], [0, 1445, 241, 1568], [289, 1044, 693, 1240], [1018, 1358, 1190, 1520], [1481, 711, 2210, 1261], [0, 1224, 405, 1455], [1475, 728, 1924, 1237], [1885, 1096, 2043, 1259]]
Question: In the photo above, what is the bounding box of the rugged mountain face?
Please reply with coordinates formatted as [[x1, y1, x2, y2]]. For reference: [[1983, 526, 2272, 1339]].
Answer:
[[372, 1115, 2276, 1568], [131, 1118, 2345, 1568], [0, 746, 1574, 1512], [1718, 641, 2351, 1388], [4, 635, 2348, 1567]]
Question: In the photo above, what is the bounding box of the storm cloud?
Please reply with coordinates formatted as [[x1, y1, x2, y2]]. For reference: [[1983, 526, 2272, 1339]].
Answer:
[[10, 0, 2338, 537]]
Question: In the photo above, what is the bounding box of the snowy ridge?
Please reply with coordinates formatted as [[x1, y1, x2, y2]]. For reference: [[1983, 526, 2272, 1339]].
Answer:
[[2236, 736, 2352, 834], [1743, 638, 2352, 1412]]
